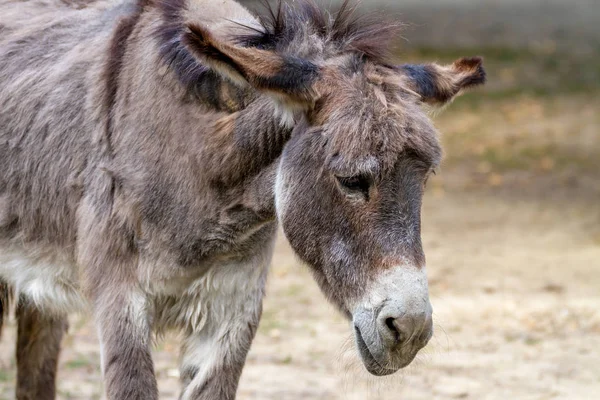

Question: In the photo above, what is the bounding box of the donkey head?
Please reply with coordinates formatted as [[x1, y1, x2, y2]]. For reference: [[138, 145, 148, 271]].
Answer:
[[182, 0, 485, 375]]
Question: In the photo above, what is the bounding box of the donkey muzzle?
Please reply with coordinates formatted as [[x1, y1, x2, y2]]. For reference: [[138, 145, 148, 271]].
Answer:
[[352, 265, 432, 376]]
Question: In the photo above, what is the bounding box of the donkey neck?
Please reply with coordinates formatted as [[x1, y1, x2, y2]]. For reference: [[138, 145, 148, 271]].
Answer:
[[199, 96, 296, 186], [101, 5, 295, 267]]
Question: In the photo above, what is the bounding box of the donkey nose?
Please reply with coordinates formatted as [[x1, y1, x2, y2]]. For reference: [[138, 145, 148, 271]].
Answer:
[[378, 306, 433, 348]]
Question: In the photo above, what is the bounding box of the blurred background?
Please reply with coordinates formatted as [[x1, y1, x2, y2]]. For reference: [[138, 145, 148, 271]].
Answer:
[[1, 0, 599, 398]]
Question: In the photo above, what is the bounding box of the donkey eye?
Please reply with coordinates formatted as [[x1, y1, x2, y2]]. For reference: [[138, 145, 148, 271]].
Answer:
[[335, 175, 371, 199]]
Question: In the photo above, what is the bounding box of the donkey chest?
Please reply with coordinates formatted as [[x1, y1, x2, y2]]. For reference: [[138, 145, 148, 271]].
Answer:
[[148, 227, 276, 333]]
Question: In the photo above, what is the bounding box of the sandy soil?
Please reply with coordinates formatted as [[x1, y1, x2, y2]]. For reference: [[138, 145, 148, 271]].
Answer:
[[1, 93, 599, 399]]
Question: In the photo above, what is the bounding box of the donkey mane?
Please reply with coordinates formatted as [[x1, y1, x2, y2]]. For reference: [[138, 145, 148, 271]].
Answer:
[[155, 0, 402, 96], [102, 0, 148, 153], [234, 0, 403, 63], [156, 0, 208, 88]]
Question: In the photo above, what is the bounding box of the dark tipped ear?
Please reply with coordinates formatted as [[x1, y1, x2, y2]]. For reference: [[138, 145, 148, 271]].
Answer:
[[182, 23, 320, 105], [400, 57, 486, 105]]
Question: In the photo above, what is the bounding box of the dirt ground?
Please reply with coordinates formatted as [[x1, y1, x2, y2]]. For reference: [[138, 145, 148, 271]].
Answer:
[[1, 1, 600, 398]]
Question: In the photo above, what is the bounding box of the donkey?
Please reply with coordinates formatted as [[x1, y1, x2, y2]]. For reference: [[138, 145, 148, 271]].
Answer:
[[0, 0, 485, 398]]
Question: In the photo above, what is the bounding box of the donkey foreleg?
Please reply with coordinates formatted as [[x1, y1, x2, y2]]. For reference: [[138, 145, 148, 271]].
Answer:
[[15, 296, 68, 400], [178, 263, 268, 400], [77, 196, 158, 400], [178, 327, 253, 399], [93, 288, 157, 400]]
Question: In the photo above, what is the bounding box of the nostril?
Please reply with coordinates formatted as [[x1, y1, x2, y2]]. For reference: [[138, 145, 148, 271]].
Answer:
[[385, 317, 398, 339], [385, 317, 407, 344], [382, 313, 432, 347]]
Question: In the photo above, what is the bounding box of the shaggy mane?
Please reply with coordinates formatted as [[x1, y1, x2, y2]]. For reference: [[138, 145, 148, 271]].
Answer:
[[236, 0, 403, 64], [155, 0, 403, 96]]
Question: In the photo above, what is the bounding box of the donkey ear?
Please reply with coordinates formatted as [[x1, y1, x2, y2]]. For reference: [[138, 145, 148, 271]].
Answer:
[[400, 57, 486, 105], [182, 24, 320, 105]]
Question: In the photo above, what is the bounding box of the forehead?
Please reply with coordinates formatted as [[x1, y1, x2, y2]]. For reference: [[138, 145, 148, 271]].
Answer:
[[317, 62, 442, 175]]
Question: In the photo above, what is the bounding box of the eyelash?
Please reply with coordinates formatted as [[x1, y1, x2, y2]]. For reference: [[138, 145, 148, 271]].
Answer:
[[424, 169, 436, 186]]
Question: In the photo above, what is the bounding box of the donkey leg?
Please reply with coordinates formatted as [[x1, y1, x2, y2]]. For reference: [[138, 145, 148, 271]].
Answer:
[[178, 306, 263, 400], [178, 263, 268, 400], [77, 193, 158, 400], [0, 278, 10, 339], [15, 296, 68, 400], [93, 289, 157, 400]]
